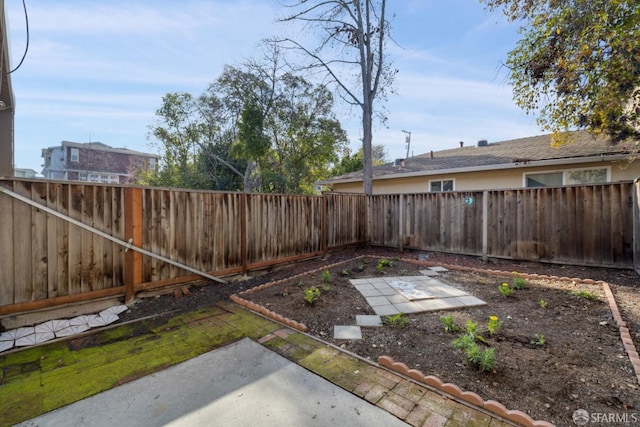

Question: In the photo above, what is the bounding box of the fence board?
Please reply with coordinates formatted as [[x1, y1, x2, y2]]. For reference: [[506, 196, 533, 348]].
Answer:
[[0, 182, 15, 305]]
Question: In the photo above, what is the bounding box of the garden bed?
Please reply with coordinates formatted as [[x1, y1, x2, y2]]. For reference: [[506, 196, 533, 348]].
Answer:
[[238, 253, 639, 426]]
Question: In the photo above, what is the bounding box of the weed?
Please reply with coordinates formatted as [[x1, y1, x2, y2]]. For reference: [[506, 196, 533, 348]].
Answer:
[[538, 299, 547, 309], [322, 270, 331, 283], [571, 290, 599, 301], [321, 285, 330, 292], [399, 269, 408, 276], [512, 276, 528, 290], [357, 264, 365, 272], [383, 313, 409, 328], [303, 286, 322, 305], [340, 269, 350, 276], [498, 283, 513, 297], [297, 280, 305, 287], [531, 334, 546, 346], [487, 315, 502, 336], [376, 258, 393, 274], [439, 315, 461, 333]]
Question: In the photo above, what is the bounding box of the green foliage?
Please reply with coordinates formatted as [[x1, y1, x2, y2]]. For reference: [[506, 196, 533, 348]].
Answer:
[[383, 313, 409, 328], [498, 283, 513, 297], [452, 334, 496, 372], [512, 276, 528, 290], [571, 290, 599, 301], [531, 334, 546, 346], [303, 286, 322, 305], [330, 145, 389, 176], [465, 319, 478, 336], [376, 258, 393, 273], [538, 299, 548, 309], [487, 316, 502, 336], [340, 269, 350, 276], [439, 315, 462, 333], [482, 0, 640, 143], [322, 270, 332, 283]]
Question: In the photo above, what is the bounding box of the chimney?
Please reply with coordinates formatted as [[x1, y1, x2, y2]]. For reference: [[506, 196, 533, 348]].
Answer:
[[459, 141, 464, 148], [477, 139, 488, 147], [430, 150, 434, 159]]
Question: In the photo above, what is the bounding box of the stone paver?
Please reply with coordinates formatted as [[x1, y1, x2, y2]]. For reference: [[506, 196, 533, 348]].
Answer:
[[356, 315, 383, 327], [350, 270, 486, 315], [334, 325, 362, 339]]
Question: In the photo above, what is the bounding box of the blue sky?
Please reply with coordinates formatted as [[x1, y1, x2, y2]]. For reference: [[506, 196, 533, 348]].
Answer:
[[5, 0, 539, 173]]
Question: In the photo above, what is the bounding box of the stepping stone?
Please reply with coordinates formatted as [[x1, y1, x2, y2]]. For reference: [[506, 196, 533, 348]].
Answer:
[[56, 324, 90, 337], [419, 269, 440, 277], [356, 315, 382, 327], [334, 325, 362, 340], [36, 319, 71, 334], [0, 340, 14, 352], [429, 266, 449, 272]]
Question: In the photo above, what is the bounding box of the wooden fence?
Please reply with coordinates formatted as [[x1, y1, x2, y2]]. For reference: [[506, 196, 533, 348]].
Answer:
[[368, 182, 635, 268], [0, 178, 636, 316]]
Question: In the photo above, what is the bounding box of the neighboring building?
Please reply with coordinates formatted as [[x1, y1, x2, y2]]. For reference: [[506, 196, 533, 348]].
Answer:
[[0, 0, 16, 178], [41, 141, 158, 184], [13, 168, 38, 178], [320, 131, 640, 194]]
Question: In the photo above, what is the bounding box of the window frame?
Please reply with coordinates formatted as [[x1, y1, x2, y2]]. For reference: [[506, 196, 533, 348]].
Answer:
[[428, 178, 455, 192], [70, 148, 80, 163], [523, 166, 610, 188]]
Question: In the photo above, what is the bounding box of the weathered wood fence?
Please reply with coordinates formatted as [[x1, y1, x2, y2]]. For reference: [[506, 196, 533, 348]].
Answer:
[[0, 179, 637, 316], [369, 182, 635, 268]]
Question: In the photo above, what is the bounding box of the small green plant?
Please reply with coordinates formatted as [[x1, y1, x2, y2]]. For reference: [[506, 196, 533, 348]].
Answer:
[[399, 269, 408, 276], [383, 313, 409, 328], [322, 269, 331, 283], [452, 334, 496, 372], [297, 280, 305, 287], [340, 269, 350, 276], [512, 276, 528, 290], [531, 334, 546, 346], [486, 315, 502, 336], [321, 285, 330, 292], [571, 290, 599, 301], [465, 319, 478, 336], [376, 258, 393, 274], [498, 282, 513, 297], [357, 264, 365, 272], [303, 286, 322, 305], [439, 315, 462, 333], [538, 299, 547, 309]]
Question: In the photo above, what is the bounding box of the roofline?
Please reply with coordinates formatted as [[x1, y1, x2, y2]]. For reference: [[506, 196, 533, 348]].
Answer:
[[322, 154, 631, 185], [42, 142, 158, 158]]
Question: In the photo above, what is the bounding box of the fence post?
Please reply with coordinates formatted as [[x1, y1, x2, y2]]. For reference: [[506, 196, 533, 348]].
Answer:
[[241, 193, 248, 275], [124, 187, 143, 303], [482, 190, 489, 261], [321, 193, 328, 255], [634, 179, 640, 275], [398, 194, 404, 252]]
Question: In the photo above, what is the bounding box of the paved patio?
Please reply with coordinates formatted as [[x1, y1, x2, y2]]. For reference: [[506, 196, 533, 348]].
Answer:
[[0, 301, 513, 427]]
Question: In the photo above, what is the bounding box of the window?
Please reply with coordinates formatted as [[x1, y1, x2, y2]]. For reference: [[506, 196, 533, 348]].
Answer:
[[525, 167, 608, 188], [70, 148, 79, 162], [429, 179, 454, 192], [79, 172, 119, 184], [149, 158, 156, 170]]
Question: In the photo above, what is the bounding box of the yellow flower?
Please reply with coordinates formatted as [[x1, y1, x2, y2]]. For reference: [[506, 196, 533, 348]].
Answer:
[[501, 283, 509, 287], [489, 315, 498, 322]]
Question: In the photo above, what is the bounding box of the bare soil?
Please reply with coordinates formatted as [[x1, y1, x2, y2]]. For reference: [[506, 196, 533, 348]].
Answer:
[[120, 247, 640, 427]]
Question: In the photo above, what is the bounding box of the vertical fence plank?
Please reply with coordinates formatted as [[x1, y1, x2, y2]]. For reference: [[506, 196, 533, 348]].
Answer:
[[0, 181, 15, 305]]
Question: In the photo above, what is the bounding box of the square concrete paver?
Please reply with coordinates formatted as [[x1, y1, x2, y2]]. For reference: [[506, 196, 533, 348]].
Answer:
[[350, 275, 486, 316], [356, 315, 383, 327], [419, 269, 440, 277], [334, 325, 362, 339]]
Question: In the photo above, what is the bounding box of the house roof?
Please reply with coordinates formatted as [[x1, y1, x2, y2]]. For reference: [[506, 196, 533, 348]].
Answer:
[[322, 131, 635, 184]]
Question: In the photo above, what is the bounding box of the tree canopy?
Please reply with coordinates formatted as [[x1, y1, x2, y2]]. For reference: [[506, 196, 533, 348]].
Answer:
[[140, 56, 347, 194], [482, 0, 640, 145]]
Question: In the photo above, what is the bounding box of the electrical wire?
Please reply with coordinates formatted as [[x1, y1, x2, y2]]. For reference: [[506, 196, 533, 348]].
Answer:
[[5, 0, 29, 75]]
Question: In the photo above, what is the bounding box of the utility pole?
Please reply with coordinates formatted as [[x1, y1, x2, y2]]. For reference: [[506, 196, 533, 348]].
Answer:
[[401, 130, 411, 159]]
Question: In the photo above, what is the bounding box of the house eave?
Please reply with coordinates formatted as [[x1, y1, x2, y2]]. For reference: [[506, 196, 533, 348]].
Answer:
[[325, 154, 631, 185]]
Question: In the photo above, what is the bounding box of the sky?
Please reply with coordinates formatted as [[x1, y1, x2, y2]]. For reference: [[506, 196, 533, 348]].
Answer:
[[4, 0, 541, 173]]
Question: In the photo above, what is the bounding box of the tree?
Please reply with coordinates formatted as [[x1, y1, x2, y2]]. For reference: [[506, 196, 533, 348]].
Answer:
[[482, 0, 640, 145], [276, 0, 396, 195], [331, 144, 388, 176]]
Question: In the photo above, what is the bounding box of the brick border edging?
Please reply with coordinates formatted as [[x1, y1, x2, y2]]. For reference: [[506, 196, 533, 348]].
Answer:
[[231, 256, 369, 333], [376, 354, 553, 427]]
